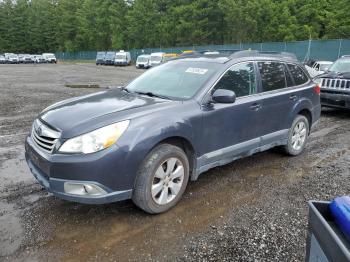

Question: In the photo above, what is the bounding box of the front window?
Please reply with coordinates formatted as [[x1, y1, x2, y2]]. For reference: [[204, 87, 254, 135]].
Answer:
[[97, 53, 105, 59], [116, 54, 126, 60], [328, 59, 350, 73], [213, 62, 256, 97], [106, 52, 115, 59], [126, 61, 220, 99], [150, 56, 162, 63], [137, 57, 149, 63]]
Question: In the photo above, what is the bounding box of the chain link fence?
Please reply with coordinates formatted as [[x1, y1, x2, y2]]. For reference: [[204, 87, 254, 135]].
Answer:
[[55, 39, 350, 62]]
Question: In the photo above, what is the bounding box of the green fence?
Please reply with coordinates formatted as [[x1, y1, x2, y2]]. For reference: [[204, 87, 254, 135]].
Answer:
[[55, 39, 350, 62]]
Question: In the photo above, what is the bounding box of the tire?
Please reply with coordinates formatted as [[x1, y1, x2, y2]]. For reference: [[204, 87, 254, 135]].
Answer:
[[132, 144, 190, 214], [284, 115, 309, 156]]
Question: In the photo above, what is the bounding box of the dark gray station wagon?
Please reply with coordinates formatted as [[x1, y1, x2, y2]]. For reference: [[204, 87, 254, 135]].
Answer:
[[25, 51, 321, 214]]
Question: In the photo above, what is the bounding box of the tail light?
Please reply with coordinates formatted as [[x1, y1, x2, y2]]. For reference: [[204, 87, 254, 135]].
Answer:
[[314, 85, 321, 95]]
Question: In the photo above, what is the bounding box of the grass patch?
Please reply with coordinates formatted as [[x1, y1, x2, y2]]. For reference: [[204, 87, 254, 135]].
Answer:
[[65, 84, 100, 88]]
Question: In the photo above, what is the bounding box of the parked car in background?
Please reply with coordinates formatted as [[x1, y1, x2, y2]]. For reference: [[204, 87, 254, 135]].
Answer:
[[315, 56, 350, 109], [25, 50, 320, 214], [22, 54, 33, 64], [149, 52, 165, 67], [18, 54, 25, 63], [136, 54, 151, 69], [104, 51, 116, 65], [34, 55, 46, 63], [305, 65, 319, 79], [96, 51, 106, 65], [42, 53, 57, 63], [312, 61, 333, 74], [114, 51, 131, 66], [6, 53, 19, 64], [203, 51, 220, 55], [0, 55, 6, 64]]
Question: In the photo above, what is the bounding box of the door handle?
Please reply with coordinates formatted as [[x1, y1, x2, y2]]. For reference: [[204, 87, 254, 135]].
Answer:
[[289, 94, 298, 101], [250, 103, 261, 111]]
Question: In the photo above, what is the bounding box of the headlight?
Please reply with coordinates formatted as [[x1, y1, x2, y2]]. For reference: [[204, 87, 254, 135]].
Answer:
[[59, 120, 130, 154]]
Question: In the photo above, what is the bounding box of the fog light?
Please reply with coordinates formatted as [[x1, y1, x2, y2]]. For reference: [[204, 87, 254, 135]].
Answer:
[[64, 182, 107, 196]]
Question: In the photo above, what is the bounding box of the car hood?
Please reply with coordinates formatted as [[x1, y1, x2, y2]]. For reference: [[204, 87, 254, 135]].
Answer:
[[317, 71, 350, 79], [40, 89, 169, 134]]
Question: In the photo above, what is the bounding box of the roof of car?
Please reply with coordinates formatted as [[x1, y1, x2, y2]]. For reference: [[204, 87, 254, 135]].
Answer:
[[316, 61, 333, 64], [172, 50, 300, 64]]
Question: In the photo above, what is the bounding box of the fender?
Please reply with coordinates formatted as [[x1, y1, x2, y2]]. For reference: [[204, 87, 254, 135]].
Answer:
[[289, 97, 313, 126]]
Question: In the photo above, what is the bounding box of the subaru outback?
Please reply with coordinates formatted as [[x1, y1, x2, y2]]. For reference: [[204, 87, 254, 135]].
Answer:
[[25, 50, 321, 214]]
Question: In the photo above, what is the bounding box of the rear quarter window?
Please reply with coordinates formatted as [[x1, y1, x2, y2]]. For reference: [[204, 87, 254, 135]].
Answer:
[[287, 64, 309, 86]]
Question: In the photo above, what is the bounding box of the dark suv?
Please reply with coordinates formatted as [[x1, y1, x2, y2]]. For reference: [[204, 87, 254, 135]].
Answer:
[[25, 50, 321, 214], [315, 56, 350, 109]]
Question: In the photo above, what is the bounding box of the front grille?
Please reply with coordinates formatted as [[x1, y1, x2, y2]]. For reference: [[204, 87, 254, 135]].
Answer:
[[320, 78, 350, 91], [31, 120, 59, 153]]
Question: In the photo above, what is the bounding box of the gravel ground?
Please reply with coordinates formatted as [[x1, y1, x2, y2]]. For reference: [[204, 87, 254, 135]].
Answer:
[[181, 109, 350, 262], [0, 63, 349, 261]]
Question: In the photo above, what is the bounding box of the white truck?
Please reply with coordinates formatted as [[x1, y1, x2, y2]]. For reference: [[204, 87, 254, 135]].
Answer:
[[42, 53, 57, 63], [114, 50, 131, 66], [136, 54, 151, 69], [149, 52, 165, 67]]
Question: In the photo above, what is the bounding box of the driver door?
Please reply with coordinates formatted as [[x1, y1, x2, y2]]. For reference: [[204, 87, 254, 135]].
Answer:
[[200, 62, 263, 166]]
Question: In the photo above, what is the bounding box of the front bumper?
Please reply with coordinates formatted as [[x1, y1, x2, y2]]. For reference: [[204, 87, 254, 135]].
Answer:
[[25, 136, 133, 204], [115, 61, 128, 66], [321, 91, 350, 109]]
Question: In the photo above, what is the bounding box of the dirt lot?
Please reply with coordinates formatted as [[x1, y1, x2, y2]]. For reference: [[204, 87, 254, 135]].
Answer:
[[0, 64, 349, 262]]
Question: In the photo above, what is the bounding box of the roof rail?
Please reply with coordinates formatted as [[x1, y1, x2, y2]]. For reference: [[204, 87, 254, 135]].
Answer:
[[229, 50, 298, 61]]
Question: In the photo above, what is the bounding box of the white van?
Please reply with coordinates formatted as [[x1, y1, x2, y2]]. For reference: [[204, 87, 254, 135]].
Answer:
[[114, 50, 131, 66], [42, 53, 57, 63], [136, 54, 151, 69], [149, 52, 165, 67]]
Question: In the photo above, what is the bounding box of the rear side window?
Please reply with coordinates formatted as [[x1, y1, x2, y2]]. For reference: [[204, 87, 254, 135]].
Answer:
[[287, 64, 309, 85], [214, 62, 256, 97], [258, 62, 286, 92]]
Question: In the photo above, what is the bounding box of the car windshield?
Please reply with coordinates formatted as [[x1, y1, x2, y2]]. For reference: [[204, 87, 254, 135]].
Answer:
[[10, 55, 17, 58], [137, 56, 149, 62], [106, 52, 115, 59], [97, 53, 105, 58], [116, 54, 126, 59], [47, 55, 55, 58], [150, 56, 162, 63], [126, 61, 220, 99], [328, 59, 350, 73]]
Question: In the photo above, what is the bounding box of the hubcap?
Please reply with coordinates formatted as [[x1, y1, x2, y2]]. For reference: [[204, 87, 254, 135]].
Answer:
[[291, 121, 307, 151], [151, 157, 184, 205]]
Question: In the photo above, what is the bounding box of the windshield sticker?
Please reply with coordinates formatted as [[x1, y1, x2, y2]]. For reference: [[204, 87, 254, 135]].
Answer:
[[186, 67, 208, 75]]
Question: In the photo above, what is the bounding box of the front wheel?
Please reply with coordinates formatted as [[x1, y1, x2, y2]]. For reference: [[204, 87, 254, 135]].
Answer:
[[284, 115, 309, 156], [132, 144, 189, 214]]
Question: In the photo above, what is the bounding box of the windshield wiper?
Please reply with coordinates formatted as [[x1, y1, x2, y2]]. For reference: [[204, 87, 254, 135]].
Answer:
[[133, 91, 171, 100]]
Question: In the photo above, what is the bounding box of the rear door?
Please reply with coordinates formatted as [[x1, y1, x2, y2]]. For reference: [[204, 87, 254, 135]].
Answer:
[[255, 61, 296, 145], [200, 62, 262, 165]]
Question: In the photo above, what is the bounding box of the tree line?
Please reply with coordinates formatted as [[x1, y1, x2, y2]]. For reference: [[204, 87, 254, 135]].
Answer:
[[0, 0, 349, 53]]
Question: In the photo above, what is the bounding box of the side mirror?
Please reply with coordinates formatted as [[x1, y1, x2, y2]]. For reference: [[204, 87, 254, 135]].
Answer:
[[212, 89, 236, 104]]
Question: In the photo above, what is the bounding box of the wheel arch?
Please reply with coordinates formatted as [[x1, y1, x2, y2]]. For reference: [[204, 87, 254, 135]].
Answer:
[[148, 136, 197, 181]]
